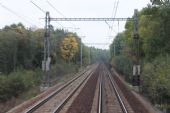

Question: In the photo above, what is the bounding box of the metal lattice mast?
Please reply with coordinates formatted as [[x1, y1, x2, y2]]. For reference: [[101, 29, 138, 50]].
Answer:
[[132, 9, 140, 91], [80, 38, 83, 70], [42, 11, 51, 88], [89, 47, 91, 64], [41, 13, 136, 89]]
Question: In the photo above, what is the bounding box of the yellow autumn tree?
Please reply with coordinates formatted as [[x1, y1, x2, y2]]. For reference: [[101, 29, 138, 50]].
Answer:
[[60, 33, 78, 62]]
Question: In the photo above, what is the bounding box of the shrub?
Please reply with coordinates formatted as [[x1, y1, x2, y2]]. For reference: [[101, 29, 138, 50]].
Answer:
[[111, 55, 133, 82], [142, 55, 170, 104], [0, 69, 42, 102]]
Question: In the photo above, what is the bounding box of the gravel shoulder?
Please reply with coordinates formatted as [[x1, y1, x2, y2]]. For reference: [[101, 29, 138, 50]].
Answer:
[[111, 68, 162, 113]]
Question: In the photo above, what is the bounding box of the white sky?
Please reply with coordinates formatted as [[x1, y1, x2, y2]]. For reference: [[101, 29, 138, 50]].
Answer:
[[0, 0, 150, 49]]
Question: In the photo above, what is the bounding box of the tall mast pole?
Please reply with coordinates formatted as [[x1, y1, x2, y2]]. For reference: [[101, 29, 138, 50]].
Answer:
[[132, 9, 140, 91]]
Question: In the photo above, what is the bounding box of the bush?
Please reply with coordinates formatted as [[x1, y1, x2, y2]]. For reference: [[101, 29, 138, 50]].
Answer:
[[111, 55, 133, 82], [0, 63, 78, 102], [0, 69, 42, 102], [51, 62, 78, 78], [0, 75, 25, 102], [7, 75, 25, 97], [142, 55, 170, 104], [0, 76, 9, 102]]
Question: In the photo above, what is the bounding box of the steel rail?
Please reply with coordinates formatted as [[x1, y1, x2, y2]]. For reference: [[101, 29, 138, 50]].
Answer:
[[52, 68, 96, 113], [24, 67, 92, 113], [105, 66, 128, 113], [98, 69, 103, 113]]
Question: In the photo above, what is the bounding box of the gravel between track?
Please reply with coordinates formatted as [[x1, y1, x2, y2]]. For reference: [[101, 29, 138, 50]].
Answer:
[[66, 66, 99, 113]]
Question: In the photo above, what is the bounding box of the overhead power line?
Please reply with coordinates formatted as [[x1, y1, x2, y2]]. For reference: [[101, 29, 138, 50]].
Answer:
[[107, 0, 119, 29], [85, 43, 110, 45], [110, 0, 119, 31], [55, 21, 64, 28], [105, 21, 117, 33], [113, 1, 119, 20], [46, 0, 65, 17], [105, 21, 112, 29], [46, 0, 77, 28], [30, 1, 64, 28], [0, 3, 35, 26], [30, 0, 46, 14], [105, 0, 119, 49], [107, 0, 120, 41], [111, 1, 117, 18], [106, 0, 120, 41]]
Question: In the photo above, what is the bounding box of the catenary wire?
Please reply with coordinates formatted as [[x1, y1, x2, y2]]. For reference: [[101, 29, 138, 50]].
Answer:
[[0, 3, 37, 26], [30, 0, 46, 14], [30, 0, 64, 28], [46, 0, 77, 28]]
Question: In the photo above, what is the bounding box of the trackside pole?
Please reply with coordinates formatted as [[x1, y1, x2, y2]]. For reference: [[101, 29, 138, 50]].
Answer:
[[41, 11, 51, 91], [132, 9, 140, 92], [39, 10, 140, 91]]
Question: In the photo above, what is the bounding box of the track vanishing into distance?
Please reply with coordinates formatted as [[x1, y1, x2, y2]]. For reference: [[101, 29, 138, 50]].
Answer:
[[98, 65, 134, 113], [8, 63, 153, 113], [22, 64, 98, 113]]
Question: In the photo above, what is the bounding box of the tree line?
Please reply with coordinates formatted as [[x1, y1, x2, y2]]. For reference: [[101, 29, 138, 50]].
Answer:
[[0, 23, 109, 102], [110, 1, 170, 110]]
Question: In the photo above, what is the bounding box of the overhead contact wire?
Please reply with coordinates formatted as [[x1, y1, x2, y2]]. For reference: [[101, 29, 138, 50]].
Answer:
[[0, 3, 35, 26], [46, 0, 77, 28], [30, 0, 46, 14]]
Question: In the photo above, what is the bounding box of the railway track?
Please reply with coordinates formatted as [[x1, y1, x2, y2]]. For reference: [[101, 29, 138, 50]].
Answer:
[[97, 64, 134, 113], [98, 67, 103, 113], [21, 64, 98, 113], [8, 63, 152, 113]]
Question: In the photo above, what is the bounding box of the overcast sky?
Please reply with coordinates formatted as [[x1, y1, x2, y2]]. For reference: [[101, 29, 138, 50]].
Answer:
[[0, 0, 150, 49]]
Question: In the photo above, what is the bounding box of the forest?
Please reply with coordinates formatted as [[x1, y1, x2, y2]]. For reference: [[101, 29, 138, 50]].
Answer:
[[110, 1, 170, 110], [0, 23, 109, 102]]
